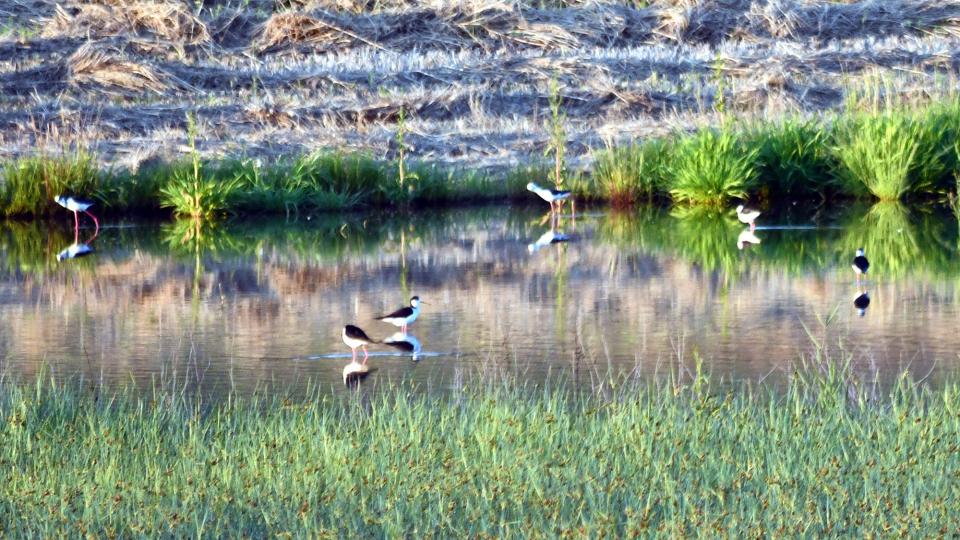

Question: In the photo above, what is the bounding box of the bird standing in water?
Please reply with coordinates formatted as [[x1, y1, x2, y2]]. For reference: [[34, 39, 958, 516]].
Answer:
[[375, 296, 423, 335], [736, 204, 760, 231], [342, 324, 375, 364], [527, 182, 572, 214], [852, 248, 869, 285], [54, 195, 99, 231]]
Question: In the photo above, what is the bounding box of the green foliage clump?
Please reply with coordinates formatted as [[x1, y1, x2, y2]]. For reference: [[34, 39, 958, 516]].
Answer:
[[1, 151, 101, 217], [667, 127, 758, 207], [752, 118, 835, 199], [591, 139, 669, 207]]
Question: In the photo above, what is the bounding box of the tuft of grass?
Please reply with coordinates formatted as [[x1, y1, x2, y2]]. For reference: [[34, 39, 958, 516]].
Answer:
[[752, 118, 835, 200], [832, 108, 953, 201], [667, 126, 758, 207], [159, 115, 240, 219], [591, 139, 669, 207], [0, 151, 101, 217]]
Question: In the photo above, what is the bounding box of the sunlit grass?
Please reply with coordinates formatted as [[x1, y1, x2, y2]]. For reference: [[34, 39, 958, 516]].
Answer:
[[1, 361, 959, 536], [590, 139, 669, 207], [0, 151, 101, 217], [667, 127, 757, 207], [751, 118, 835, 200]]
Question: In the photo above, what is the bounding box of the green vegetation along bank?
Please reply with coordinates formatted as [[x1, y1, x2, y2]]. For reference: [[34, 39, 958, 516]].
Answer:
[[2, 100, 960, 219], [2, 365, 959, 537]]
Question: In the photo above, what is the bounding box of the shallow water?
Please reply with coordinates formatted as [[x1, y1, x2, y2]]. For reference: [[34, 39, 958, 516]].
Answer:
[[1, 203, 958, 396]]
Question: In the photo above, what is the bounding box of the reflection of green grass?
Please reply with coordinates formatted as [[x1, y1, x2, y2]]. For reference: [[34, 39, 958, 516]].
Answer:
[[840, 202, 958, 279], [599, 204, 959, 279]]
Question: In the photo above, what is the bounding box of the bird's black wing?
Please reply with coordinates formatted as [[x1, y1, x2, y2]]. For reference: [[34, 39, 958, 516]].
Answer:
[[345, 325, 372, 341], [549, 188, 571, 196], [377, 306, 413, 319]]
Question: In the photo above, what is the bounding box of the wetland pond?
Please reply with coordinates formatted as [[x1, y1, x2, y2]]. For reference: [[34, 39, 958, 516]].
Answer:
[[1, 202, 959, 397]]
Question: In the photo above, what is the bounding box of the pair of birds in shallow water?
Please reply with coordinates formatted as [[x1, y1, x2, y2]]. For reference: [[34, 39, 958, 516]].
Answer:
[[340, 296, 424, 383]]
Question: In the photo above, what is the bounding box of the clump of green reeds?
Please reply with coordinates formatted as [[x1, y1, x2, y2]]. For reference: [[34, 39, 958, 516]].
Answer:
[[832, 106, 955, 201], [591, 139, 669, 207], [2, 363, 959, 537], [752, 118, 835, 199], [667, 126, 758, 207], [0, 150, 101, 217], [160, 114, 240, 219]]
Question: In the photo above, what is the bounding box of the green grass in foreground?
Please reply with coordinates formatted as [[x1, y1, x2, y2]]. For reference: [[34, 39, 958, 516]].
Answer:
[[2, 363, 960, 536]]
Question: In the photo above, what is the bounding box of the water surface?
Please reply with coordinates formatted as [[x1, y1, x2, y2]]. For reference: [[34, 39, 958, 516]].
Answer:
[[2, 203, 958, 396]]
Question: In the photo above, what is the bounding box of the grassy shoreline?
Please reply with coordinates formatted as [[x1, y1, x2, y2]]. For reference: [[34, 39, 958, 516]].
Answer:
[[1, 365, 959, 536], [2, 100, 959, 218]]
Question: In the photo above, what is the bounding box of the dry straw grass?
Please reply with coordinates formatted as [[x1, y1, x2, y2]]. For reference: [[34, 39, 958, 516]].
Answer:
[[44, 1, 210, 45], [66, 42, 177, 96]]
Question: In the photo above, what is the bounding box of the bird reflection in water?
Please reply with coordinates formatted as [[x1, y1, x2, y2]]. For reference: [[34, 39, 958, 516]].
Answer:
[[528, 229, 572, 253], [854, 289, 870, 317], [382, 331, 422, 361], [736, 227, 761, 250], [56, 225, 99, 262]]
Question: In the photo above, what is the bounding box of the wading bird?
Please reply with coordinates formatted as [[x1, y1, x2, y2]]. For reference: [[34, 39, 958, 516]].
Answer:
[[736, 204, 760, 231], [852, 248, 869, 285], [54, 195, 99, 231], [375, 296, 423, 334], [342, 324, 375, 364], [527, 182, 572, 214]]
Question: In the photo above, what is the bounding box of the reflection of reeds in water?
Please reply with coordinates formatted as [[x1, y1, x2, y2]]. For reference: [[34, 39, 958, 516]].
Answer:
[[668, 206, 744, 276], [841, 202, 957, 279]]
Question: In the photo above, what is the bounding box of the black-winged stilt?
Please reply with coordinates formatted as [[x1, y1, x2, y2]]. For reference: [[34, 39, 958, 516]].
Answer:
[[527, 182, 572, 213], [736, 228, 761, 250], [854, 290, 870, 316], [375, 296, 423, 334], [852, 248, 869, 285], [735, 204, 760, 231], [54, 195, 99, 230], [342, 324, 376, 364]]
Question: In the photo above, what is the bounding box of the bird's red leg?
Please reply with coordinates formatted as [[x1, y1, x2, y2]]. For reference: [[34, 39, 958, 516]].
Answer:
[[86, 210, 99, 231], [352, 347, 357, 362], [73, 211, 79, 230], [362, 346, 369, 364]]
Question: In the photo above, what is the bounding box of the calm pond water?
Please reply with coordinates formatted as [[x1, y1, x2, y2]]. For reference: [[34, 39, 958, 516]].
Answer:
[[1, 203, 959, 396]]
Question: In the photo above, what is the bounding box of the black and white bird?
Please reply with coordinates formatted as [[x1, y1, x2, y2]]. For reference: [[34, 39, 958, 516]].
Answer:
[[54, 195, 99, 230], [852, 248, 869, 284], [343, 360, 372, 386], [527, 182, 572, 213], [853, 291, 870, 317], [56, 242, 94, 262], [342, 324, 376, 364], [735, 204, 760, 231], [375, 296, 423, 334]]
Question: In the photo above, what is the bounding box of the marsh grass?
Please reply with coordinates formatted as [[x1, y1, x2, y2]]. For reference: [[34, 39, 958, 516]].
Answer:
[[667, 126, 758, 207], [590, 139, 669, 207], [1, 151, 101, 217], [2, 361, 960, 536], [832, 108, 954, 201], [751, 118, 835, 200]]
